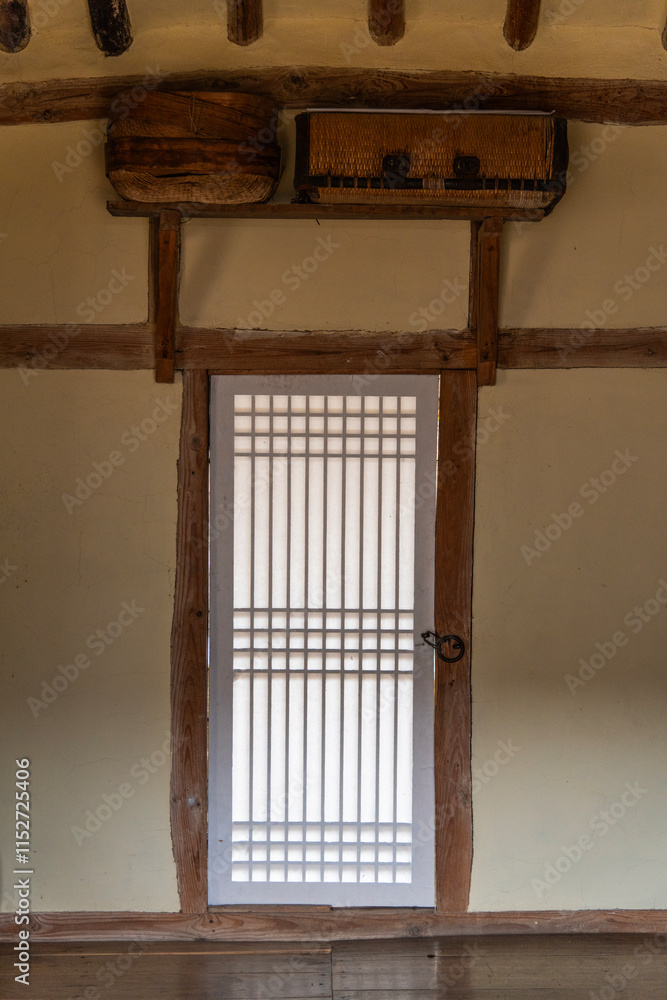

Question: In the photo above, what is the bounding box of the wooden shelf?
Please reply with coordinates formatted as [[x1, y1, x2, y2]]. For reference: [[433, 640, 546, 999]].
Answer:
[[107, 200, 546, 222]]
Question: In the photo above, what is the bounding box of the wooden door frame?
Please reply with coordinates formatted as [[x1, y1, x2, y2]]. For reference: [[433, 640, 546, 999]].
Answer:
[[170, 366, 477, 918]]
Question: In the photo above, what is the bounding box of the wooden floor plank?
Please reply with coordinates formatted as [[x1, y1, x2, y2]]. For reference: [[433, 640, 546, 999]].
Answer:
[[3, 935, 667, 999]]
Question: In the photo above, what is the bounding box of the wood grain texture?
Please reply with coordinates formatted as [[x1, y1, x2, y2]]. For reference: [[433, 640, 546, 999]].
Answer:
[[3, 326, 667, 372], [0, 325, 154, 370], [170, 370, 209, 913], [2, 935, 666, 999], [87, 0, 133, 56], [369, 0, 405, 46], [6, 68, 667, 125], [227, 0, 262, 45], [476, 218, 503, 386], [434, 371, 476, 912], [180, 329, 475, 372], [498, 327, 667, 366], [503, 0, 541, 51], [153, 209, 181, 383], [0, 0, 30, 53], [107, 201, 544, 222], [3, 910, 667, 943]]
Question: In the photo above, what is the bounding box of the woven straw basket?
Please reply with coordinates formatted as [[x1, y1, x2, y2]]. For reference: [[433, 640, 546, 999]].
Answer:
[[294, 112, 568, 210]]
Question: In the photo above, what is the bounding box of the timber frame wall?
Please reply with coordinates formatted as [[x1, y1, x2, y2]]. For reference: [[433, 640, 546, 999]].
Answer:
[[1, 66, 667, 942]]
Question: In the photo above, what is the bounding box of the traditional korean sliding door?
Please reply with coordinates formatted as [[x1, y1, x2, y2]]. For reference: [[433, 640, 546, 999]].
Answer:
[[208, 375, 438, 905]]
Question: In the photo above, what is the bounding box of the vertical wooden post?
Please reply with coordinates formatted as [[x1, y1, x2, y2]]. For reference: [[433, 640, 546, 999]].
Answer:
[[86, 0, 133, 56], [170, 370, 209, 914], [503, 0, 541, 51], [476, 218, 503, 387], [152, 209, 181, 384], [227, 0, 263, 45], [434, 370, 477, 913], [0, 0, 30, 52], [369, 0, 405, 45]]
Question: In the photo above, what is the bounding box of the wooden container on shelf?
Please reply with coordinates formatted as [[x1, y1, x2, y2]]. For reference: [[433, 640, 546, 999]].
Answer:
[[105, 91, 281, 204], [294, 110, 568, 212]]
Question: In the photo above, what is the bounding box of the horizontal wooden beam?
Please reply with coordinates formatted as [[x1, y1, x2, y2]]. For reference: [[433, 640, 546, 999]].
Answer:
[[181, 328, 473, 371], [107, 201, 546, 223], [0, 324, 154, 372], [503, 0, 541, 51], [498, 327, 667, 367], [2, 326, 667, 372], [4, 68, 667, 125], [1, 909, 666, 942]]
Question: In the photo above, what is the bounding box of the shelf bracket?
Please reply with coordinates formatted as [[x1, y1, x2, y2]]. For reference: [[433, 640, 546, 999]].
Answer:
[[150, 208, 181, 384]]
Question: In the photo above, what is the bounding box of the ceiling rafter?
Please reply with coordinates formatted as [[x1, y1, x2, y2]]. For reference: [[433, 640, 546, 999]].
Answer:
[[0, 0, 30, 53], [86, 0, 133, 57], [369, 0, 404, 46], [227, 0, 262, 46], [503, 0, 541, 51]]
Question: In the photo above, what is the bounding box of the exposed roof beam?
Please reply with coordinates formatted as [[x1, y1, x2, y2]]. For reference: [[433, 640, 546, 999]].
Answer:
[[0, 0, 30, 53], [503, 0, 541, 51], [87, 0, 133, 57], [227, 0, 262, 46], [3, 69, 667, 126], [369, 0, 405, 46]]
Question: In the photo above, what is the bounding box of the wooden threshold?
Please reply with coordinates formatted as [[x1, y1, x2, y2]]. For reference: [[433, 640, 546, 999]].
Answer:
[[2, 909, 667, 942], [5, 68, 667, 126], [106, 201, 546, 222]]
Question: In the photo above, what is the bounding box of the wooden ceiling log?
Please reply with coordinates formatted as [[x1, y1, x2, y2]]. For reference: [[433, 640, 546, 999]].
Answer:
[[227, 0, 262, 46], [503, 0, 541, 51], [4, 69, 667, 126], [87, 0, 133, 57], [369, 0, 405, 46], [0, 0, 30, 53]]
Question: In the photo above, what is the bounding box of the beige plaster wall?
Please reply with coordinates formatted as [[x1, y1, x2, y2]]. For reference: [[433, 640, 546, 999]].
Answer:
[[0, 370, 181, 912], [470, 369, 667, 911], [1, 110, 667, 911]]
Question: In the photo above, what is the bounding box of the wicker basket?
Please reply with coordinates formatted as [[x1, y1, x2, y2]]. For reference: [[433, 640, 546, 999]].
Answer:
[[105, 91, 281, 204], [294, 111, 568, 210]]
